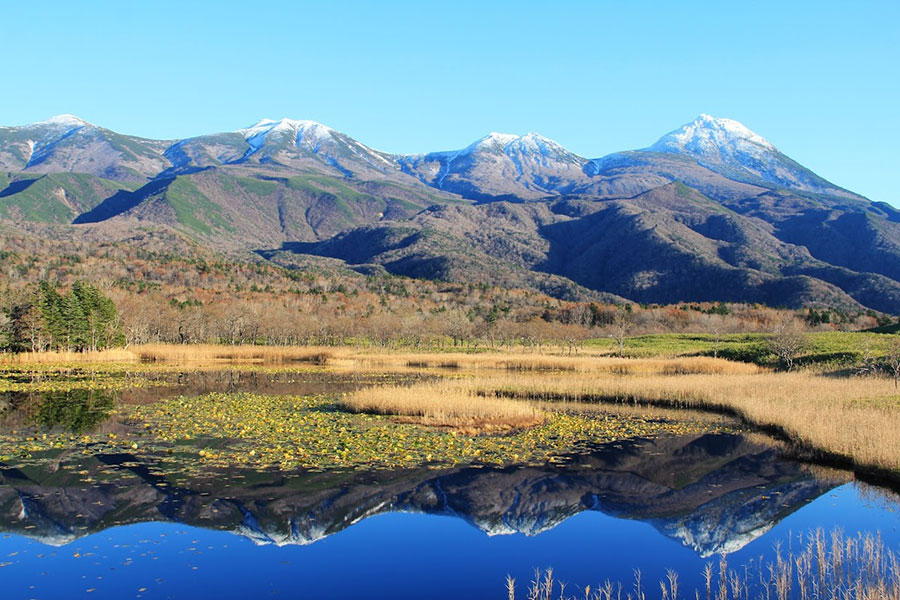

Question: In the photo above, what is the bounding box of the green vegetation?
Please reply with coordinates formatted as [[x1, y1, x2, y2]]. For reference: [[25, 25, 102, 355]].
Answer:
[[0, 389, 726, 474], [287, 175, 367, 221], [0, 173, 135, 223], [1, 281, 124, 352], [586, 331, 900, 371], [166, 177, 235, 234], [235, 175, 279, 196]]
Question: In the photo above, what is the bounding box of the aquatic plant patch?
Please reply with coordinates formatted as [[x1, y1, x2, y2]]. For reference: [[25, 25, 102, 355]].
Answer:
[[0, 392, 731, 474]]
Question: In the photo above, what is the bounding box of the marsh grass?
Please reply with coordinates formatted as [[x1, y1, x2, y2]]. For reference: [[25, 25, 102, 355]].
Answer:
[[133, 343, 335, 364], [351, 370, 900, 473], [509, 529, 899, 600], [338, 353, 760, 375], [340, 380, 545, 434], [110, 344, 761, 376], [501, 372, 900, 473], [1, 348, 138, 364]]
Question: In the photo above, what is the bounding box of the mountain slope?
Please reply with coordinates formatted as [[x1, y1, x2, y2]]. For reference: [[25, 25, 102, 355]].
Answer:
[[1, 114, 899, 312], [645, 114, 860, 198], [0, 172, 139, 223], [164, 118, 403, 181], [73, 168, 465, 249], [0, 115, 169, 181], [397, 132, 590, 200], [285, 182, 900, 311]]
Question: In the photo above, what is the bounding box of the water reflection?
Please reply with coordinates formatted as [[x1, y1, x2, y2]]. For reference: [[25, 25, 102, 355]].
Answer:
[[31, 390, 116, 433], [0, 432, 851, 556], [0, 369, 421, 434]]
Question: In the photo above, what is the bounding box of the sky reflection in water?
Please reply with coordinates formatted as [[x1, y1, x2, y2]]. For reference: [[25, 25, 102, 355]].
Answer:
[[0, 371, 898, 599]]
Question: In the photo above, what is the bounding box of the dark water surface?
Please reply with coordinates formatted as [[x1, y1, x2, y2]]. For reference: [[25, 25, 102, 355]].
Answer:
[[0, 370, 898, 599]]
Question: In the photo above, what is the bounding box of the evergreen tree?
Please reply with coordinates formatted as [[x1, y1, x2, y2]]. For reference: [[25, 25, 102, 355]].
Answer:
[[8, 281, 124, 352]]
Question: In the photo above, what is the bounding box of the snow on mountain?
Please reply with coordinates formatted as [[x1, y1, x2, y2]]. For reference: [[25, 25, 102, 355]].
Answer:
[[649, 114, 775, 156], [233, 117, 395, 174], [398, 131, 587, 198], [238, 118, 335, 155], [426, 131, 582, 164], [640, 114, 853, 196], [26, 114, 93, 130]]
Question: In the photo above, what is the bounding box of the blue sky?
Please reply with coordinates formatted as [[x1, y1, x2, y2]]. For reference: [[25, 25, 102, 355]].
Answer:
[[3, 1, 898, 204]]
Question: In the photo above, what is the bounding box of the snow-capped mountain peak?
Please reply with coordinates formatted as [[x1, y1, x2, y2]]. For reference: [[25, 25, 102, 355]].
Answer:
[[462, 132, 573, 157], [238, 118, 335, 151], [648, 114, 775, 156], [29, 114, 92, 129], [631, 114, 853, 196], [475, 132, 520, 148]]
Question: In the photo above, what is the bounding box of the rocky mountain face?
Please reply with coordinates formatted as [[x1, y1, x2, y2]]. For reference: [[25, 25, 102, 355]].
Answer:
[[397, 132, 590, 200], [0, 433, 836, 556], [1, 113, 899, 312]]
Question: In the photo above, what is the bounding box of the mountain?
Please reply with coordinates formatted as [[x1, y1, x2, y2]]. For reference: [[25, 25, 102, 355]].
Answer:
[[644, 114, 860, 198], [165, 118, 402, 180], [72, 169, 461, 250], [0, 115, 169, 181], [0, 433, 837, 556], [286, 182, 900, 311], [397, 132, 589, 200], [2, 113, 900, 312]]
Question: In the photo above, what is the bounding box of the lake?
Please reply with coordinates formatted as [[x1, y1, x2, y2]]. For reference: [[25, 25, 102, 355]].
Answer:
[[0, 368, 898, 599]]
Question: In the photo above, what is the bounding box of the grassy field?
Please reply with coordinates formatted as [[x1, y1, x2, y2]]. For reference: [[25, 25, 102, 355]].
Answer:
[[3, 336, 899, 482], [2, 331, 897, 371], [588, 331, 900, 370], [347, 367, 900, 477]]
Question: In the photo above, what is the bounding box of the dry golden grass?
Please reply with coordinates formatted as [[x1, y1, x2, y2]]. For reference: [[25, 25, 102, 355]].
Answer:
[[514, 529, 899, 600], [9, 343, 759, 376], [456, 370, 900, 472], [0, 348, 139, 364], [7, 344, 897, 475], [335, 352, 760, 375], [341, 379, 545, 434], [133, 343, 338, 364]]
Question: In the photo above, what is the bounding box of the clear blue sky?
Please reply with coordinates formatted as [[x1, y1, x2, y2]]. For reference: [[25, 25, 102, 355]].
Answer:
[[3, 1, 898, 204]]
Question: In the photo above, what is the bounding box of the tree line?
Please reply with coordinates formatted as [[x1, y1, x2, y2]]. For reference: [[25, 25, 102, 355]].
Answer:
[[0, 281, 124, 352]]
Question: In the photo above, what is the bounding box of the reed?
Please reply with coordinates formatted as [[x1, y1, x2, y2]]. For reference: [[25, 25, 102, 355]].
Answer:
[[494, 372, 900, 472], [341, 353, 760, 375], [133, 343, 337, 364], [353, 369, 900, 473], [18, 343, 760, 376], [509, 529, 899, 600], [0, 348, 138, 364], [340, 379, 545, 434]]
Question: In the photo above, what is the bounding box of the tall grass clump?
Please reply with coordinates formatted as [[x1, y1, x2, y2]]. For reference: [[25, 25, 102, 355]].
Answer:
[[508, 529, 899, 600], [475, 371, 900, 473], [341, 380, 545, 434], [0, 348, 138, 364], [133, 343, 337, 364]]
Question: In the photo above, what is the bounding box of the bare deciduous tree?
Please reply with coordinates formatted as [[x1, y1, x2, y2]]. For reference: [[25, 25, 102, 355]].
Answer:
[[770, 320, 807, 371], [887, 337, 900, 389], [611, 305, 635, 358]]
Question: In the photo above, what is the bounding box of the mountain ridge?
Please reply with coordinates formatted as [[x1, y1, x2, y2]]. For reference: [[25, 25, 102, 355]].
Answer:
[[2, 113, 899, 313]]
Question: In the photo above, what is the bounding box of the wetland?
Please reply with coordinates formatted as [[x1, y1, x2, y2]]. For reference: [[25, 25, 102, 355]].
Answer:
[[0, 352, 898, 599]]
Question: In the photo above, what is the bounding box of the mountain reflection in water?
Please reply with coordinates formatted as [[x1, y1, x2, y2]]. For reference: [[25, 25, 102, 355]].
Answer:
[[0, 432, 838, 557]]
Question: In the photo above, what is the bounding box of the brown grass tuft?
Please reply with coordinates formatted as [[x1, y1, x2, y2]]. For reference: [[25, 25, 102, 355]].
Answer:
[[340, 380, 545, 434], [0, 348, 138, 364], [133, 343, 338, 364], [466, 370, 900, 472]]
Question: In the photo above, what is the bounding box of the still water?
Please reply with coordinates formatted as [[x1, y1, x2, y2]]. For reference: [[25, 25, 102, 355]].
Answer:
[[0, 370, 898, 599]]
